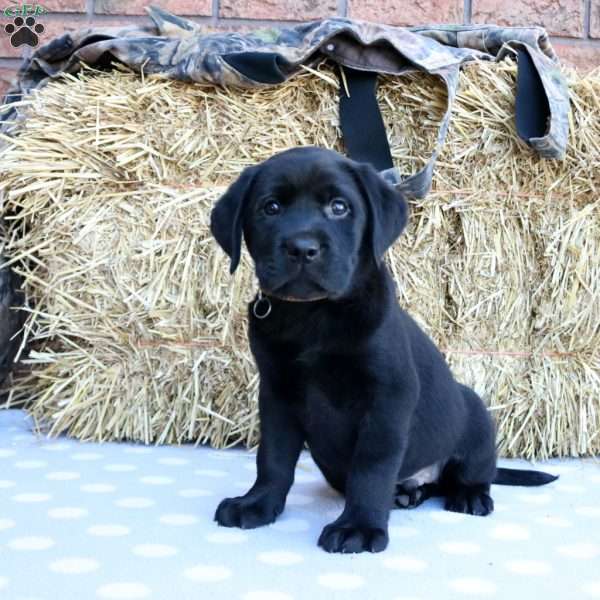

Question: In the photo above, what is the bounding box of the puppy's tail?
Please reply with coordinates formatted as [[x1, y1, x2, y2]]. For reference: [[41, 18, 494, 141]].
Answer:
[[493, 468, 558, 487]]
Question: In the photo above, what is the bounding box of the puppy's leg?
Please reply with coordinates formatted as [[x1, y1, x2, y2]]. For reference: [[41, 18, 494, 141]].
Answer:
[[215, 384, 304, 529], [318, 393, 413, 554], [442, 385, 496, 516]]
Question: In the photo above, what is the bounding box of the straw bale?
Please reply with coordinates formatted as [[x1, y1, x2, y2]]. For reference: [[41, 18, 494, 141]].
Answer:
[[0, 59, 598, 457], [433, 62, 600, 457]]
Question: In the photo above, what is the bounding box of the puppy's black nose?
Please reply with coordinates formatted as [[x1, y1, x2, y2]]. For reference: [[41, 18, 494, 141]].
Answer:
[[284, 235, 321, 263]]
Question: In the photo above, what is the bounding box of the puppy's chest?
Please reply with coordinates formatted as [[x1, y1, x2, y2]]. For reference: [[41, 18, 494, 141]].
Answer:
[[291, 351, 367, 466], [293, 349, 370, 410]]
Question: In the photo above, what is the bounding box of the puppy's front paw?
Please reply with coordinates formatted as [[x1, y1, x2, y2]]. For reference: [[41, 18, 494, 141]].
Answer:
[[214, 493, 283, 529], [318, 522, 389, 554]]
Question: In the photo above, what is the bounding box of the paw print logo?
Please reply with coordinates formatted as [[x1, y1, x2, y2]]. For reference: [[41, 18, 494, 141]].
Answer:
[[4, 16, 45, 48]]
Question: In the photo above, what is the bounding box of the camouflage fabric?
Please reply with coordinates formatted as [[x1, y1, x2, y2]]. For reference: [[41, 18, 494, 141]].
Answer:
[[0, 6, 569, 194]]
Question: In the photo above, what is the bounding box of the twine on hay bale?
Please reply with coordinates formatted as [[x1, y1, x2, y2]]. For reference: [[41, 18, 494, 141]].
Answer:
[[0, 59, 598, 458]]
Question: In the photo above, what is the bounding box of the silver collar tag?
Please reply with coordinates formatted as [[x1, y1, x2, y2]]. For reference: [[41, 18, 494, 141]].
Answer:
[[252, 291, 272, 319]]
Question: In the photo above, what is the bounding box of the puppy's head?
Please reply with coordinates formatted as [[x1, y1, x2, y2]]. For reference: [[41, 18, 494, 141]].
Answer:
[[210, 147, 408, 301]]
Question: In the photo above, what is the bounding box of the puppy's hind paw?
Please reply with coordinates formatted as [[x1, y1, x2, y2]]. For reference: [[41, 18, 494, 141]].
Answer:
[[394, 485, 424, 509], [318, 522, 389, 554], [444, 487, 494, 516]]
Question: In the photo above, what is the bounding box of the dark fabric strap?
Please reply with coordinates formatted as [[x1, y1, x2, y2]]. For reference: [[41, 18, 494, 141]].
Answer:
[[337, 66, 394, 171], [515, 48, 550, 142], [221, 52, 288, 84]]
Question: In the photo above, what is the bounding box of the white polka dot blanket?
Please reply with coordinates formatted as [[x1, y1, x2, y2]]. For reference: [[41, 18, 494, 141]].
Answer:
[[1, 409, 599, 600]]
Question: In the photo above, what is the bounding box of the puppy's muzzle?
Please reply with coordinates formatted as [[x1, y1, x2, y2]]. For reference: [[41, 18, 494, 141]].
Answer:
[[283, 234, 322, 264]]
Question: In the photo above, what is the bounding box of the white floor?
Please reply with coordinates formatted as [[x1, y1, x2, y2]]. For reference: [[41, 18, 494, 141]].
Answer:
[[1, 409, 599, 600]]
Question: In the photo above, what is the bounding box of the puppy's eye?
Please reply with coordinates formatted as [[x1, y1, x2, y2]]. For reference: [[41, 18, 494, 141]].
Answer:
[[263, 200, 281, 216], [329, 198, 349, 217]]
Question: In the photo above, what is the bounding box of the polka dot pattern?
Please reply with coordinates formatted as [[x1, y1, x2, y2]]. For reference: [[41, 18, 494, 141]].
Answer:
[[439, 541, 481, 555], [114, 497, 155, 509], [286, 493, 314, 506], [139, 476, 174, 486], [159, 514, 198, 526], [157, 457, 189, 466], [49, 558, 100, 574], [104, 464, 137, 473], [257, 551, 304, 566], [389, 525, 419, 539], [80, 483, 116, 494], [178, 488, 213, 498], [86, 525, 130, 537], [7, 536, 55, 551], [132, 544, 178, 558], [183, 564, 232, 582], [382, 555, 428, 572], [0, 409, 598, 600], [48, 507, 89, 520], [556, 542, 600, 559], [576, 506, 600, 518], [70, 452, 103, 461], [449, 577, 497, 595], [194, 468, 227, 478], [45, 471, 81, 481], [490, 522, 530, 541], [430, 510, 467, 524], [11, 492, 51, 503], [14, 460, 47, 469], [318, 573, 365, 590], [271, 518, 310, 533], [243, 592, 293, 600], [534, 515, 572, 528], [0, 518, 16, 530], [504, 559, 551, 575], [96, 582, 151, 598]]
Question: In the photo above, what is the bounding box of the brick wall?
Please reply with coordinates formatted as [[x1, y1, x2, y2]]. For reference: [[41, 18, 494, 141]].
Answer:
[[0, 0, 599, 99]]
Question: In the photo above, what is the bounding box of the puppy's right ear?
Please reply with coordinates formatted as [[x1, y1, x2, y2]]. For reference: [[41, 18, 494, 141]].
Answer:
[[210, 167, 256, 274]]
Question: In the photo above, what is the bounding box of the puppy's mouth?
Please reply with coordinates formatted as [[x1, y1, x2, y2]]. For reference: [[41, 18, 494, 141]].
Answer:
[[269, 292, 329, 303], [263, 277, 329, 303]]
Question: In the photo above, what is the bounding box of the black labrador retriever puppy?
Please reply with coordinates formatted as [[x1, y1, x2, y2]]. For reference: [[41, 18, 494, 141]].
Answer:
[[210, 146, 556, 554]]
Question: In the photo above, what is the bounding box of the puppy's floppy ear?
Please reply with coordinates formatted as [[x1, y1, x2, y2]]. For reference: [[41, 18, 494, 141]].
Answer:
[[210, 166, 256, 274], [352, 162, 408, 263]]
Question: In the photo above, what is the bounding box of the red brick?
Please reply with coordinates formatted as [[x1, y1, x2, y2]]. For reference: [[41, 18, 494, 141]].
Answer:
[[43, 1, 87, 11], [220, 0, 337, 21], [45, 16, 155, 36], [0, 67, 17, 99], [591, 1, 600, 38], [553, 42, 600, 72], [348, 0, 463, 26], [95, 0, 211, 16], [472, 0, 584, 38], [194, 22, 256, 34]]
